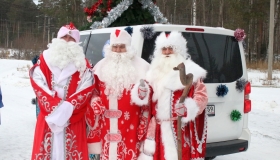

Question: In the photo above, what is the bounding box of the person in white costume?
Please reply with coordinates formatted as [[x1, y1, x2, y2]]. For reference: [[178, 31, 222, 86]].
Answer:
[[139, 31, 208, 160]]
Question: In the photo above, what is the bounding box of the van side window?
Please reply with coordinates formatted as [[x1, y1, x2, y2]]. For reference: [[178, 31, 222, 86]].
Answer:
[[79, 34, 90, 54], [85, 33, 110, 66], [141, 32, 243, 83]]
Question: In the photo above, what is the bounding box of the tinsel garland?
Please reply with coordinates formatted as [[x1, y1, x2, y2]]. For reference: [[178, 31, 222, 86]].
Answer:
[[236, 78, 247, 92], [91, 0, 133, 29], [230, 110, 242, 122], [138, 0, 168, 24], [216, 84, 228, 97], [90, 0, 168, 29], [140, 26, 155, 39]]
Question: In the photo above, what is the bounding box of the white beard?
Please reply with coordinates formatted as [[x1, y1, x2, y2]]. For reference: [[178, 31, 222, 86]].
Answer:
[[146, 53, 186, 101], [100, 46, 137, 99], [48, 38, 86, 75]]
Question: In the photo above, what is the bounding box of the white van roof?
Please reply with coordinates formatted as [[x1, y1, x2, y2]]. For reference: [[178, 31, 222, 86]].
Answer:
[[80, 24, 234, 36]]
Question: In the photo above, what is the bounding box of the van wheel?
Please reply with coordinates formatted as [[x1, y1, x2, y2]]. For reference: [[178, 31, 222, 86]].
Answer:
[[205, 156, 216, 160]]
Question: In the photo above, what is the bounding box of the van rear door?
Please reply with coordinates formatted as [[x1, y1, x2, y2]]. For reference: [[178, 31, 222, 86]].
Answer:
[[140, 26, 246, 143]]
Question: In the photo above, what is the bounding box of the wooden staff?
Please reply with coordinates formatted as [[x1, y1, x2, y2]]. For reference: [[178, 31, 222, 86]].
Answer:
[[173, 63, 193, 160]]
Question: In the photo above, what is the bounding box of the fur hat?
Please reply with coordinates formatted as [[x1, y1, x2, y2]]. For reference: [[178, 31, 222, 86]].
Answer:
[[110, 29, 132, 47], [57, 22, 80, 43], [154, 31, 188, 59]]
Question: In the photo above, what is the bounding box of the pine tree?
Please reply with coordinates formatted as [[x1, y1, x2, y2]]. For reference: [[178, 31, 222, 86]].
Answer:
[[80, 0, 156, 30]]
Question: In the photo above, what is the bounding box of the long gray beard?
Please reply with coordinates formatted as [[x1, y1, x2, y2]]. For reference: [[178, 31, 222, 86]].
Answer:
[[101, 47, 137, 99], [48, 38, 86, 74], [146, 53, 185, 101]]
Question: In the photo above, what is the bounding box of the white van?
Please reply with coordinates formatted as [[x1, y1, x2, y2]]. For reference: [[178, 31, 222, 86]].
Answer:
[[80, 24, 251, 159]]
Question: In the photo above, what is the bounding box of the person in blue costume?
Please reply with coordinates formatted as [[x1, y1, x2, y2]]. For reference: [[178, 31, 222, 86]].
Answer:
[[31, 55, 40, 118], [0, 85, 4, 125]]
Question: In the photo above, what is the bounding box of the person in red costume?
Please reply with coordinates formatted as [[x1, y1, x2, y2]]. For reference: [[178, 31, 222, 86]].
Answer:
[[86, 27, 152, 160], [139, 31, 208, 160], [29, 22, 95, 160]]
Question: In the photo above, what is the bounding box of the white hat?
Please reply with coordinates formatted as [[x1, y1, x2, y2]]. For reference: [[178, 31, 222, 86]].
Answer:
[[57, 22, 80, 43], [110, 29, 132, 46], [154, 31, 188, 59]]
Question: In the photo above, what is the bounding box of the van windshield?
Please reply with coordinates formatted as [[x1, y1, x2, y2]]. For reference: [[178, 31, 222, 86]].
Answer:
[[141, 32, 243, 83]]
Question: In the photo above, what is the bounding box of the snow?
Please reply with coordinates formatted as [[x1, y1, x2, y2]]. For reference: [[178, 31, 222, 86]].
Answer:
[[0, 59, 280, 160], [33, 0, 38, 5]]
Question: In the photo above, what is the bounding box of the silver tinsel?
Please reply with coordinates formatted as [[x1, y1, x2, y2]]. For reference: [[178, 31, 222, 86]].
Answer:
[[138, 0, 168, 24], [91, 0, 133, 29], [90, 0, 168, 29]]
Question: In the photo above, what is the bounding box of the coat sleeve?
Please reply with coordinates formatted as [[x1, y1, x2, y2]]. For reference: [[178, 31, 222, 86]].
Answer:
[[182, 79, 208, 123], [137, 87, 155, 160], [30, 65, 63, 115], [86, 75, 104, 154], [46, 69, 94, 133], [193, 79, 208, 114], [137, 83, 153, 141]]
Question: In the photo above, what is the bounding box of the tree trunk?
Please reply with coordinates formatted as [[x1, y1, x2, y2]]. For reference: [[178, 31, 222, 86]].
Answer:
[[274, 0, 279, 58], [192, 0, 196, 25], [6, 21, 9, 48], [174, 0, 177, 23], [202, 0, 206, 25], [18, 21, 20, 39], [248, 0, 254, 62], [218, 0, 223, 27], [43, 15, 46, 48]]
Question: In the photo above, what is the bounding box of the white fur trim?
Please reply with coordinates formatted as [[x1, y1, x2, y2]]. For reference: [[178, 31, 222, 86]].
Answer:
[[161, 121, 178, 160], [137, 152, 153, 160], [154, 31, 188, 59], [143, 139, 155, 155], [88, 142, 102, 154], [181, 98, 200, 123], [155, 89, 172, 120], [130, 81, 150, 106]]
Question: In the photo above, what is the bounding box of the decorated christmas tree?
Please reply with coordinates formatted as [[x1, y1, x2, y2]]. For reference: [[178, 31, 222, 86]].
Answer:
[[80, 0, 167, 30]]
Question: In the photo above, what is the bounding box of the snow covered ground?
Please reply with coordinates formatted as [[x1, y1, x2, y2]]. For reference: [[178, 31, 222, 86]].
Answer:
[[0, 59, 279, 160]]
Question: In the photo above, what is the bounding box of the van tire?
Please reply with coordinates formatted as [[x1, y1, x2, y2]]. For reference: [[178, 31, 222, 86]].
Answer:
[[205, 156, 216, 160]]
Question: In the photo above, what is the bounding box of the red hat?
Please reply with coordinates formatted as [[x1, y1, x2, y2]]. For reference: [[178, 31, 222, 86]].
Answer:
[[57, 22, 80, 43]]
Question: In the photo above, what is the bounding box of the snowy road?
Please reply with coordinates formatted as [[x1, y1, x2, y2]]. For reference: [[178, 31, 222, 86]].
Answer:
[[0, 59, 279, 160]]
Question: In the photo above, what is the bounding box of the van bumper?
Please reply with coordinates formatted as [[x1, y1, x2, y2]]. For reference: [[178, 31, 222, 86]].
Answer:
[[205, 139, 248, 157]]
